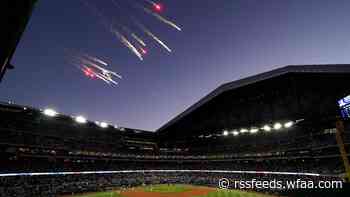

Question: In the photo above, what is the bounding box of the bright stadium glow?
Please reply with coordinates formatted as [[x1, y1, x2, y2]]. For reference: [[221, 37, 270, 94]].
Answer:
[[215, 120, 297, 137], [0, 170, 321, 177], [75, 116, 87, 124], [43, 108, 58, 117], [273, 122, 282, 130], [284, 121, 294, 128], [262, 125, 271, 131], [99, 122, 108, 128], [250, 128, 259, 134]]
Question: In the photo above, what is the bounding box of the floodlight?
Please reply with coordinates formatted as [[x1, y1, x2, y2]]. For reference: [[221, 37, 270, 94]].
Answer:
[[273, 122, 282, 130], [223, 130, 229, 136], [100, 122, 108, 128], [232, 131, 239, 136], [240, 128, 248, 133], [75, 116, 87, 124], [262, 125, 271, 131], [250, 128, 259, 134], [284, 121, 294, 128], [43, 108, 58, 117]]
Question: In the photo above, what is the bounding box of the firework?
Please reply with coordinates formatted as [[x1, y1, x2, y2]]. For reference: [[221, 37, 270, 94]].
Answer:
[[66, 50, 122, 86], [135, 21, 172, 53], [70, 0, 181, 86], [82, 0, 139, 61], [106, 0, 179, 54], [142, 0, 163, 12], [88, 57, 108, 67], [65, 49, 109, 68], [119, 25, 147, 47], [143, 0, 158, 6], [131, 32, 147, 47], [111, 28, 144, 60], [135, 3, 182, 31], [82, 53, 109, 66]]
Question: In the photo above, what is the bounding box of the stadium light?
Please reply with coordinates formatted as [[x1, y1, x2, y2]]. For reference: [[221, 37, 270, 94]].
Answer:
[[240, 128, 248, 133], [75, 116, 87, 124], [273, 122, 282, 130], [99, 122, 108, 128], [230, 130, 238, 134], [250, 128, 259, 134], [262, 125, 271, 132], [284, 121, 294, 128], [43, 108, 58, 117], [223, 130, 229, 136]]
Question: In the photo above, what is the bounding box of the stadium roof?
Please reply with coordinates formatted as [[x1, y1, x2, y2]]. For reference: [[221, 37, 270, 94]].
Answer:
[[0, 0, 37, 81], [157, 64, 350, 132]]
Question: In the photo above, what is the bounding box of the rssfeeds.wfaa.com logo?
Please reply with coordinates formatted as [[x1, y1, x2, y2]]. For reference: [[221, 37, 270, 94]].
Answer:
[[218, 178, 343, 190]]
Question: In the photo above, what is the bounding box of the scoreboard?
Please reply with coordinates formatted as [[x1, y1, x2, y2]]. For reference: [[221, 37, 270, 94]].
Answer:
[[338, 95, 350, 120]]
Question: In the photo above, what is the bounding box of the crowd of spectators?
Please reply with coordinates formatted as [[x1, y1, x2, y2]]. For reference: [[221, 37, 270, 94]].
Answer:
[[0, 103, 348, 196], [0, 171, 342, 197]]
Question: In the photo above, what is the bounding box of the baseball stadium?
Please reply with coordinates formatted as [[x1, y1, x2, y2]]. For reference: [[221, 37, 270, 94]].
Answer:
[[1, 1, 350, 197]]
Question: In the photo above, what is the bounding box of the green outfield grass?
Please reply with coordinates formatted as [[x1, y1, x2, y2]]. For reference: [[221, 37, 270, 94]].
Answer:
[[70, 184, 271, 197], [142, 184, 190, 193]]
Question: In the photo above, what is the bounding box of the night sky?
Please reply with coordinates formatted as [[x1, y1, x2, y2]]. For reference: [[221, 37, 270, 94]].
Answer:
[[2, 0, 350, 131]]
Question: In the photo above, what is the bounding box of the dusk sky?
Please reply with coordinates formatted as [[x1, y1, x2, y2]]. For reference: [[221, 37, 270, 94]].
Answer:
[[1, 0, 350, 131]]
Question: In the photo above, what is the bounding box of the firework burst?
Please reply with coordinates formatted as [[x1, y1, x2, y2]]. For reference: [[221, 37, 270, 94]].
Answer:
[[84, 0, 181, 57], [66, 49, 122, 86], [71, 0, 181, 86]]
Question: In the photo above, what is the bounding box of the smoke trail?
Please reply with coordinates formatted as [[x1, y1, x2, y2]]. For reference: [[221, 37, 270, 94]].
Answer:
[[111, 0, 146, 51], [111, 0, 175, 53], [79, 58, 104, 70], [131, 33, 146, 47], [109, 71, 123, 79], [120, 25, 147, 47], [111, 27, 144, 60], [144, 28, 172, 53], [84, 55, 109, 66], [135, 22, 172, 53], [86, 60, 123, 79], [140, 5, 182, 31], [143, 0, 158, 7], [65, 48, 109, 67]]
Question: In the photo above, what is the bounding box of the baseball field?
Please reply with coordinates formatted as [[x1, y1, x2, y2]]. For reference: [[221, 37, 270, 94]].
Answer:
[[67, 184, 273, 197]]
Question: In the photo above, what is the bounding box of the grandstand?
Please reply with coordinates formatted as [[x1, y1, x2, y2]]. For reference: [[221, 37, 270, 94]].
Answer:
[[1, 65, 350, 196], [156, 65, 350, 174], [1, 1, 350, 196]]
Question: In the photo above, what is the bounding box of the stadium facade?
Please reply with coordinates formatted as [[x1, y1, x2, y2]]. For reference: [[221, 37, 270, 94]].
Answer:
[[157, 65, 350, 153]]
